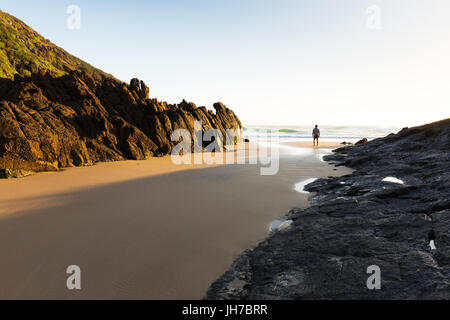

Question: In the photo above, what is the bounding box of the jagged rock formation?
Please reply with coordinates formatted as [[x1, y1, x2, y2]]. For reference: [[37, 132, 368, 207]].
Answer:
[[0, 71, 242, 178], [0, 10, 242, 178], [0, 10, 114, 81], [206, 119, 450, 300]]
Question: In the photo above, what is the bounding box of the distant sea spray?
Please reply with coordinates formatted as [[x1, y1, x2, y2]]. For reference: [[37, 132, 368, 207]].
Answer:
[[243, 125, 400, 142]]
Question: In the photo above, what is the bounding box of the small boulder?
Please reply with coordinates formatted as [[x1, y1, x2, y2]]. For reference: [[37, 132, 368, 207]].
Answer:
[[355, 138, 368, 145]]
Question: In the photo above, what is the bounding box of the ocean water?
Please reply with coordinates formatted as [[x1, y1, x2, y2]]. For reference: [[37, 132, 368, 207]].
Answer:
[[243, 125, 400, 143]]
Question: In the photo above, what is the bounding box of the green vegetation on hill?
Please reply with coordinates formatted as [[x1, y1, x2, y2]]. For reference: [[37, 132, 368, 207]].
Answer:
[[0, 10, 114, 81]]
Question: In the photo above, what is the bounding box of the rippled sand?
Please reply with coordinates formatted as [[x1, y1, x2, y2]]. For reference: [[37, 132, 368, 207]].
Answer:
[[0, 142, 351, 299]]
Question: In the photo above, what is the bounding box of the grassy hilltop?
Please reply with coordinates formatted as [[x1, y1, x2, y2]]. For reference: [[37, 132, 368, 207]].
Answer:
[[0, 10, 114, 81]]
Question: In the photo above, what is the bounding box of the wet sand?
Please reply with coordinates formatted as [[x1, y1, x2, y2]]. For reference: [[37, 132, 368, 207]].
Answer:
[[0, 142, 351, 299], [282, 141, 343, 149]]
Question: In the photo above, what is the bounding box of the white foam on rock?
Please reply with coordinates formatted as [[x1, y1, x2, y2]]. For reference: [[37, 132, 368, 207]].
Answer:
[[315, 148, 333, 162], [382, 177, 404, 185], [429, 240, 437, 250], [269, 219, 293, 232], [294, 178, 318, 194]]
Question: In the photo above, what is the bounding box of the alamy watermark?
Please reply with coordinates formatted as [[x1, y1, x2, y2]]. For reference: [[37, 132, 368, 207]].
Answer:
[[66, 265, 81, 290], [366, 265, 381, 290], [366, 5, 382, 30], [170, 121, 280, 175], [67, 5, 81, 30]]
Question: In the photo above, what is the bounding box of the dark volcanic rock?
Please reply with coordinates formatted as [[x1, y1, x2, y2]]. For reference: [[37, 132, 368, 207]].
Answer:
[[206, 119, 450, 300], [0, 71, 242, 177]]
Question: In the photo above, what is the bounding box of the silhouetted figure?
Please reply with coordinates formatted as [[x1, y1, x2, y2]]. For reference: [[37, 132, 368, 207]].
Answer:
[[312, 125, 320, 147]]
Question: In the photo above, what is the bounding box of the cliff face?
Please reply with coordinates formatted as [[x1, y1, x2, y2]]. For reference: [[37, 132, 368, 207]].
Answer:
[[206, 119, 450, 300], [0, 10, 242, 178], [0, 71, 242, 178]]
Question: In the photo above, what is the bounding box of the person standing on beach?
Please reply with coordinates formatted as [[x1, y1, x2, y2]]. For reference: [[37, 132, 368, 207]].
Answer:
[[312, 125, 320, 146]]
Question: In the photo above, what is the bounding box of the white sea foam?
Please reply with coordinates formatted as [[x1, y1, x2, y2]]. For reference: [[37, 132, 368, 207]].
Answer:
[[269, 219, 293, 232], [243, 125, 398, 141], [294, 178, 318, 194], [382, 177, 404, 184], [430, 240, 437, 250], [315, 148, 333, 162]]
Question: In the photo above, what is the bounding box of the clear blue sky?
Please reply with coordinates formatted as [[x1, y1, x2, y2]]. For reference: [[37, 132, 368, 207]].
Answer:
[[1, 0, 449, 127]]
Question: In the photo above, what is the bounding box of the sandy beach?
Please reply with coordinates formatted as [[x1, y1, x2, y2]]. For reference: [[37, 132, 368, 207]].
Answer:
[[0, 141, 350, 299], [282, 141, 347, 149]]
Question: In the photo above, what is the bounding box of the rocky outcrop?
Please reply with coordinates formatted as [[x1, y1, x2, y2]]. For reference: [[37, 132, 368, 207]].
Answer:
[[355, 138, 368, 145], [206, 119, 450, 300], [0, 71, 242, 178]]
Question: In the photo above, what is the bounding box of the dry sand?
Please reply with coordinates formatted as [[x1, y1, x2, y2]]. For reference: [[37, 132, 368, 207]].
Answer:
[[0, 141, 351, 299]]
